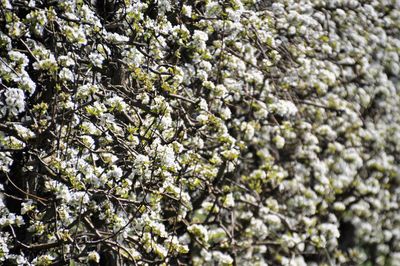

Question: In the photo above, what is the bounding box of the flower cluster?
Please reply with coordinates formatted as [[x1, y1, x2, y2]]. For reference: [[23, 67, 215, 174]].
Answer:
[[0, 0, 399, 265]]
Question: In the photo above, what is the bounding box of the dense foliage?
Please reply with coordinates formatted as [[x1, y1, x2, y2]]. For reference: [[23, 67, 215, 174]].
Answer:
[[1, 0, 400, 265]]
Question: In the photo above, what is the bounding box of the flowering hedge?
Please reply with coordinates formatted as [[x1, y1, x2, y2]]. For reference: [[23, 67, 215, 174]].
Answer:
[[0, 0, 400, 265]]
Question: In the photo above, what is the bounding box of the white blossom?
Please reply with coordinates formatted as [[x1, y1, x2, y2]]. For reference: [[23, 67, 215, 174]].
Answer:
[[1, 88, 25, 117]]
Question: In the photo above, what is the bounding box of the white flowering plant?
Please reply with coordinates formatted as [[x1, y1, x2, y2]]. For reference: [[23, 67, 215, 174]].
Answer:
[[0, 0, 399, 265]]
